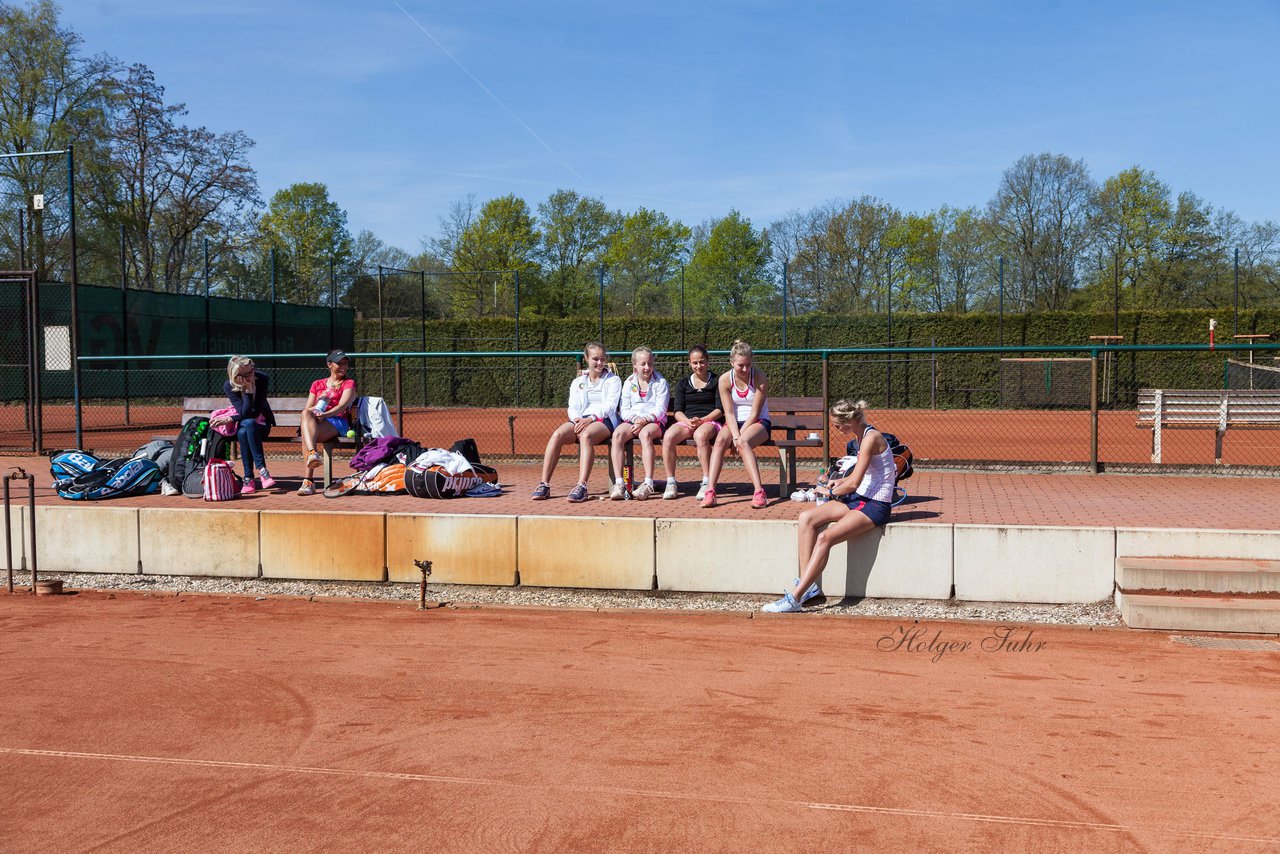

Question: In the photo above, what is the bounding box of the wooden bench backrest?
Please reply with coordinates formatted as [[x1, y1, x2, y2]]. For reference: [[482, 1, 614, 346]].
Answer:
[[1137, 389, 1280, 425], [182, 396, 315, 427]]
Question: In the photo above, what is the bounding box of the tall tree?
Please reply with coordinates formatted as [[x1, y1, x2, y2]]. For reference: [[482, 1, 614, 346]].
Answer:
[[449, 193, 539, 316], [535, 189, 617, 316], [685, 210, 773, 314], [603, 207, 690, 315], [96, 63, 257, 293], [987, 152, 1096, 310], [259, 182, 352, 304], [0, 0, 116, 279]]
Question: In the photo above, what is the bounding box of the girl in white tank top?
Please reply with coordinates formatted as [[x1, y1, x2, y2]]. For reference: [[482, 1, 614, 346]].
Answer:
[[761, 399, 896, 614]]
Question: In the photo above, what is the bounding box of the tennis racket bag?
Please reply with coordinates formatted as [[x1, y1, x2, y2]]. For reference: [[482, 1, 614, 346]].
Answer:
[[405, 460, 498, 499], [359, 462, 408, 494], [202, 459, 240, 502], [54, 458, 163, 501], [50, 450, 102, 485]]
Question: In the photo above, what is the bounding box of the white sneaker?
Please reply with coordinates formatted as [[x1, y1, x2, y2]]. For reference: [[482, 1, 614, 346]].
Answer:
[[790, 489, 815, 502], [792, 578, 824, 604], [633, 481, 655, 500], [696, 481, 710, 501], [762, 591, 803, 613], [609, 481, 627, 500], [662, 481, 679, 500]]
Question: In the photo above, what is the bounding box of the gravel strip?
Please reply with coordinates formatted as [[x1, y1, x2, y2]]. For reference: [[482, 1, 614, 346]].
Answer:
[[6, 570, 1123, 627]]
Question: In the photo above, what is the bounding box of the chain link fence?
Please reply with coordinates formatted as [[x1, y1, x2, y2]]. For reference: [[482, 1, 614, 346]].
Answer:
[[39, 344, 1277, 476]]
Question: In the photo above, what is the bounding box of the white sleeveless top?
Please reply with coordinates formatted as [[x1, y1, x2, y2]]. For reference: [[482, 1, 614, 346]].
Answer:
[[731, 368, 770, 424], [855, 426, 897, 503]]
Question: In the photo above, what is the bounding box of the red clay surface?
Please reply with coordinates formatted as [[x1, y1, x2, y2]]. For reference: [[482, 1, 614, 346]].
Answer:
[[6, 404, 1280, 469], [6, 453, 1280, 531], [1, 591, 1277, 852]]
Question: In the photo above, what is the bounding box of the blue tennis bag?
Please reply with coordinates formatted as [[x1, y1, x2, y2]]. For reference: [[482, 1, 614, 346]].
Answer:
[[54, 457, 163, 501], [50, 450, 102, 485]]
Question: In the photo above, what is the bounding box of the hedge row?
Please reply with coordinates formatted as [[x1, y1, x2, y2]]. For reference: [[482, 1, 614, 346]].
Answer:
[[348, 309, 1280, 410]]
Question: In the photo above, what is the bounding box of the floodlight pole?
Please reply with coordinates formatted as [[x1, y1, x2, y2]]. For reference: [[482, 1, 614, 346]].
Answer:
[[66, 145, 83, 449]]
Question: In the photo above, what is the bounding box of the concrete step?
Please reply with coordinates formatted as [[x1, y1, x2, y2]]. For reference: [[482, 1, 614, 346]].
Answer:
[[1116, 556, 1280, 596], [1116, 591, 1280, 634]]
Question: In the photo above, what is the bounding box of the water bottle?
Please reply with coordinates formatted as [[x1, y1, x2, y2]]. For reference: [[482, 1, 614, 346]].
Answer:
[[313, 394, 330, 417]]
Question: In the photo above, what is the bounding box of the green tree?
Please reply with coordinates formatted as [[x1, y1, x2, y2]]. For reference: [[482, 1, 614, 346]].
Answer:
[[259, 182, 352, 304], [449, 193, 540, 316], [685, 211, 773, 314], [0, 0, 116, 279], [604, 207, 690, 315], [1089, 166, 1171, 310], [535, 189, 617, 316]]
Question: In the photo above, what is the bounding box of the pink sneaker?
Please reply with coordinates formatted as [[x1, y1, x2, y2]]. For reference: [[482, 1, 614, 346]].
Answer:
[[751, 488, 767, 509], [700, 488, 717, 509], [259, 475, 277, 489], [240, 479, 257, 495]]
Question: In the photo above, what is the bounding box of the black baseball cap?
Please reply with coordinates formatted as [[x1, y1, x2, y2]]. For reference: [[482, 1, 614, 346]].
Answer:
[[326, 349, 349, 364]]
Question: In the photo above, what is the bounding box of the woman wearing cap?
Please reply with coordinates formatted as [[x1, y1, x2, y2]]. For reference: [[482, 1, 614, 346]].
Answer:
[[297, 349, 357, 496], [210, 355, 277, 493]]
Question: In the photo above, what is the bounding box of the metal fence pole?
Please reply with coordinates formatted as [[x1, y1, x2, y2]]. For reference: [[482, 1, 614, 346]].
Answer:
[[120, 225, 131, 425], [269, 247, 278, 361], [598, 265, 605, 345], [420, 269, 427, 407], [394, 355, 404, 436], [329, 258, 337, 346], [514, 269, 521, 407], [29, 270, 42, 454], [680, 264, 686, 351], [1233, 247, 1240, 337], [68, 144, 83, 450], [998, 255, 1005, 347], [821, 351, 830, 471], [1089, 349, 1100, 474], [377, 265, 385, 397]]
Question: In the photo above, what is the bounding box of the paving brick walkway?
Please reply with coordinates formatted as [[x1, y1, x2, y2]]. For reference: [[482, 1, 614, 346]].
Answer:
[[7, 454, 1279, 531]]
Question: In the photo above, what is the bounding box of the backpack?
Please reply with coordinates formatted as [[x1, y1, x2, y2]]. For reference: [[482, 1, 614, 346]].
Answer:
[[169, 416, 228, 494], [202, 459, 239, 501], [54, 458, 163, 501], [50, 450, 102, 485], [449, 438, 481, 465], [845, 430, 914, 481], [350, 436, 414, 472]]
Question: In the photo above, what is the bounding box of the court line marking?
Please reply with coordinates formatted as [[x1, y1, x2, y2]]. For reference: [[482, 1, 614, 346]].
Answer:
[[3, 746, 1276, 845]]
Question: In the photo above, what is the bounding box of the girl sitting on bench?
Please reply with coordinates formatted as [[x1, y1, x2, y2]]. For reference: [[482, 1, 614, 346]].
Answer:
[[530, 342, 621, 503], [703, 339, 771, 509], [297, 349, 357, 496]]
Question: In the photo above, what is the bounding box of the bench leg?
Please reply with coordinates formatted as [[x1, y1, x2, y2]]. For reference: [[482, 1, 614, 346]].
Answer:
[[1215, 430, 1224, 465], [777, 447, 796, 497], [322, 445, 334, 488], [1152, 421, 1162, 464]]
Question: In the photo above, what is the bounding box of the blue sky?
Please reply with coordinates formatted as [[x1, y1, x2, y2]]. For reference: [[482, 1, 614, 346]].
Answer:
[[69, 0, 1280, 252]]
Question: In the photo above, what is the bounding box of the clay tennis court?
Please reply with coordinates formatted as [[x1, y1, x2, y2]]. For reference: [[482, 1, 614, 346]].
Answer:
[[2, 591, 1277, 852]]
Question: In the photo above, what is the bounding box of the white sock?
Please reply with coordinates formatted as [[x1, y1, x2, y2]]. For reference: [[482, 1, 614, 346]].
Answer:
[[701, 476, 710, 484], [644, 478, 654, 488], [615, 477, 625, 485], [666, 476, 677, 484], [259, 467, 270, 479]]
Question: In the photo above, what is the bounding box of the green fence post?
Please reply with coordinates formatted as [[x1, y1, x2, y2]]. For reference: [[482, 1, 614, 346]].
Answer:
[[1090, 349, 1099, 474]]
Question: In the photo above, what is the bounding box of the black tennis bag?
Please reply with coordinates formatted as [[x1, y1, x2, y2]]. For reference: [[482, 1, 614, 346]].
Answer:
[[405, 461, 498, 499], [169, 416, 227, 494]]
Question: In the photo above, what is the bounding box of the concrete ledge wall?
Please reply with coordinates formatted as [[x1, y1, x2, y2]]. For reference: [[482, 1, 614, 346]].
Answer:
[[260, 511, 386, 582], [1117, 528, 1280, 561], [954, 525, 1115, 604], [140, 508, 260, 579], [654, 519, 955, 599], [519, 516, 654, 589], [387, 514, 517, 586], [34, 506, 140, 575], [22, 505, 1278, 605]]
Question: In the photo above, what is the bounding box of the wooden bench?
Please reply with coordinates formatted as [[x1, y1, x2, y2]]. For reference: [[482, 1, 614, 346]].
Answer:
[[1136, 389, 1280, 463], [180, 397, 364, 486], [620, 395, 826, 495]]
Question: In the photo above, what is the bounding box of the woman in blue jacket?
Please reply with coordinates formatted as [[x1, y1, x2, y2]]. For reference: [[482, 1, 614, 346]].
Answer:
[[211, 356, 277, 493]]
